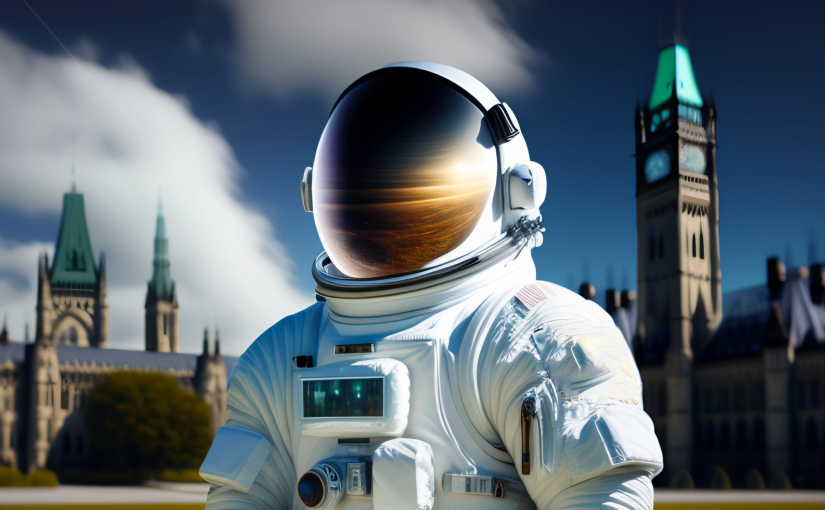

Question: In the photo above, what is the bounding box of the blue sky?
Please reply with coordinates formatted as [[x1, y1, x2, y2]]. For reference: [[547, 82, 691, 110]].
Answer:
[[0, 0, 823, 350]]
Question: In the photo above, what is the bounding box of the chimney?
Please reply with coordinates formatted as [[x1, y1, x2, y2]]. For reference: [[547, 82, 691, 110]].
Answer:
[[605, 289, 621, 315], [810, 264, 823, 305], [621, 290, 637, 308], [579, 283, 596, 300], [767, 257, 786, 300]]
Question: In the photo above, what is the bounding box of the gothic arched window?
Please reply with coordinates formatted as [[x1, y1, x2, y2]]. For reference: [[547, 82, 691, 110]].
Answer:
[[61, 383, 69, 410], [734, 420, 748, 450], [705, 422, 716, 450], [719, 421, 731, 450], [649, 234, 656, 261], [700, 229, 705, 259], [692, 234, 697, 258], [752, 419, 766, 450], [805, 418, 819, 449]]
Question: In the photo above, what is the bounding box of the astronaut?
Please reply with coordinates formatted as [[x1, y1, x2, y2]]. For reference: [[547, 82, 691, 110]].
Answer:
[[200, 62, 663, 510]]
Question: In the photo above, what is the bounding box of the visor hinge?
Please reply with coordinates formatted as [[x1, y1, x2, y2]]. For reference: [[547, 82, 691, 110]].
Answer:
[[510, 216, 544, 244], [487, 104, 519, 144]]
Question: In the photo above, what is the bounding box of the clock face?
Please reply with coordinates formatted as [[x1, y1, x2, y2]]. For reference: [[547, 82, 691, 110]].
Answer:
[[679, 143, 707, 174], [645, 150, 670, 183]]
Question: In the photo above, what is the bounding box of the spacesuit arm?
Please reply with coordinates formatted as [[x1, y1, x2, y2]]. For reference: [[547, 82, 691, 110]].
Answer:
[[202, 303, 325, 510], [550, 471, 654, 510], [463, 283, 662, 510]]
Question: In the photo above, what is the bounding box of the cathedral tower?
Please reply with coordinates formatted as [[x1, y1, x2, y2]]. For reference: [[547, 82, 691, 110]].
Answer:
[[35, 192, 108, 348], [24, 190, 107, 472], [635, 38, 722, 484], [145, 199, 179, 352]]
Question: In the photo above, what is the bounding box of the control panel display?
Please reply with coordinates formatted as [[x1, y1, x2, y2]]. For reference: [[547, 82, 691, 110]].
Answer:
[[303, 378, 384, 418]]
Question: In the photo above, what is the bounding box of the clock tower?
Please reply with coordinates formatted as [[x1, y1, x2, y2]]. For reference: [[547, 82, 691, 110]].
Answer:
[[634, 38, 722, 484]]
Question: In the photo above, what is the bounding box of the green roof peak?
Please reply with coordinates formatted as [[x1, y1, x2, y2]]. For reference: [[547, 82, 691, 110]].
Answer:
[[51, 193, 98, 287], [150, 198, 175, 302], [649, 43, 703, 110]]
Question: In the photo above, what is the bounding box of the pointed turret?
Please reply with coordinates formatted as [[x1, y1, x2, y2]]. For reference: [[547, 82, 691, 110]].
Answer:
[[150, 199, 175, 302], [194, 326, 228, 435], [144, 198, 179, 352], [94, 252, 109, 347], [51, 193, 98, 288], [35, 253, 55, 344], [0, 314, 9, 344]]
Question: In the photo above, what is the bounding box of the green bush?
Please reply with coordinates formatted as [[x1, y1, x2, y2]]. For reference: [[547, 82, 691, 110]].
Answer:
[[670, 470, 695, 489], [85, 371, 212, 471], [157, 468, 205, 483], [28, 469, 59, 487], [0, 466, 58, 487], [769, 471, 792, 490], [745, 469, 766, 489], [708, 465, 731, 489], [0, 465, 25, 486]]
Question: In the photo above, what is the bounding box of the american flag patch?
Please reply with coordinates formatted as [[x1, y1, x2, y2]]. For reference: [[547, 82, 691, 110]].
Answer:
[[515, 282, 557, 310]]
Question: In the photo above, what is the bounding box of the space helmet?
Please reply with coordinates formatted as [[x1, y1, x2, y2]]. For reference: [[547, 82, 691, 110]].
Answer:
[[302, 62, 546, 286]]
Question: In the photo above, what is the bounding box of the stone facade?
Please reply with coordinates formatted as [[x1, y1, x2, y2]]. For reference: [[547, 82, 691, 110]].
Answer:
[[0, 191, 232, 473]]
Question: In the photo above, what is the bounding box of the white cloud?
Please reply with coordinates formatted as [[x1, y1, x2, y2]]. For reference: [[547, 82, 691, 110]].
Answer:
[[223, 0, 543, 101], [0, 31, 314, 355]]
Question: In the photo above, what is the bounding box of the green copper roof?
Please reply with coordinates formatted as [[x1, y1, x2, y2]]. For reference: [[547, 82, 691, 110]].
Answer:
[[649, 44, 704, 110], [51, 193, 98, 287], [150, 199, 175, 301]]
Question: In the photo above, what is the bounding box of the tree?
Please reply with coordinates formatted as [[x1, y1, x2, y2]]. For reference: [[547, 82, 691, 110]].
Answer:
[[85, 371, 212, 471]]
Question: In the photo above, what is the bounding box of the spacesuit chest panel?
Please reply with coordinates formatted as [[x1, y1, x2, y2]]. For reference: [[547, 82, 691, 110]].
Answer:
[[290, 303, 534, 510]]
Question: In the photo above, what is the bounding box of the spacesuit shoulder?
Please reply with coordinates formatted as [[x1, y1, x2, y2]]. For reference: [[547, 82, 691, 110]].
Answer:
[[510, 281, 663, 483], [513, 280, 617, 335], [225, 302, 326, 439], [233, 302, 326, 377]]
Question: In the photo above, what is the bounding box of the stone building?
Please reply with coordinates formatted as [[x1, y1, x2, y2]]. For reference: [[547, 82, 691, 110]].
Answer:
[[582, 38, 825, 489], [0, 190, 233, 473]]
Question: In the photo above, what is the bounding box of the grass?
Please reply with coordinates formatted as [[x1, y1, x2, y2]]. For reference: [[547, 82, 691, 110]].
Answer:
[[0, 467, 58, 487]]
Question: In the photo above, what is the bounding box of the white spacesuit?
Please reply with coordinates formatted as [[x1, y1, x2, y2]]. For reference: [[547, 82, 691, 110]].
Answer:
[[200, 62, 662, 510]]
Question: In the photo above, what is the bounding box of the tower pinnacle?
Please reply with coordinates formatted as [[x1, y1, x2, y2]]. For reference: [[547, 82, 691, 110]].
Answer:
[[151, 197, 174, 301], [144, 197, 179, 352]]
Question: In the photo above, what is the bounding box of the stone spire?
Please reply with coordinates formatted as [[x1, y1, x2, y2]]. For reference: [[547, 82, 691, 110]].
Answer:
[[144, 198, 179, 352], [150, 198, 175, 302]]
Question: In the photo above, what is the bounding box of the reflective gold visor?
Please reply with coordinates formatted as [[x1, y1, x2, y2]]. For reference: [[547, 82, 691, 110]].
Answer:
[[313, 71, 497, 278]]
